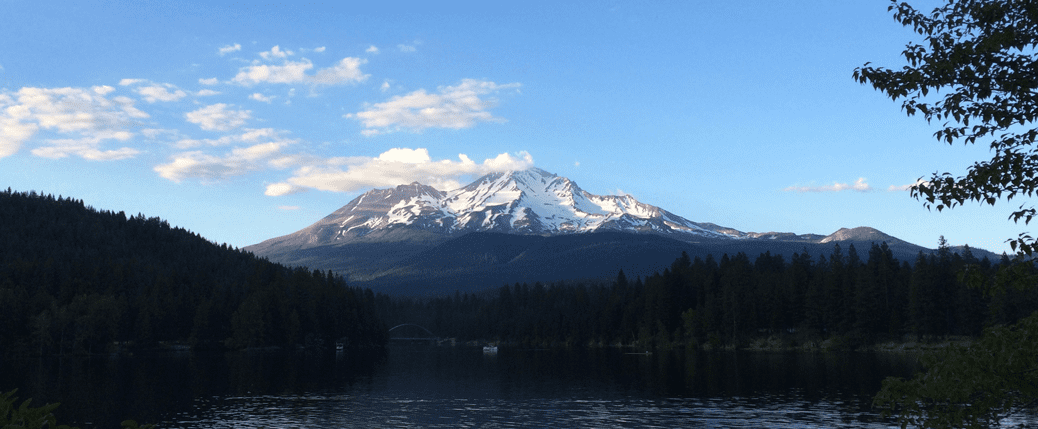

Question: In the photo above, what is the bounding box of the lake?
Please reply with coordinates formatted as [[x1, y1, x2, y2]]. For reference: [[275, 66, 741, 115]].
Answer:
[[0, 344, 950, 428]]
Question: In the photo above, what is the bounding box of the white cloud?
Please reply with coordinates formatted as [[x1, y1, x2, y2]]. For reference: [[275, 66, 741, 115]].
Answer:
[[784, 178, 873, 193], [272, 148, 534, 194], [313, 46, 326, 53], [31, 131, 139, 160], [232, 56, 368, 86], [112, 96, 150, 118], [199, 77, 219, 86], [232, 60, 311, 85], [311, 57, 368, 85], [249, 93, 275, 103], [119, 80, 188, 103], [196, 89, 220, 96], [185, 103, 251, 131], [347, 79, 520, 135], [0, 114, 37, 158], [136, 84, 187, 103], [366, 45, 379, 54], [259, 45, 293, 60], [265, 183, 305, 196], [174, 127, 292, 149], [155, 141, 291, 182], [162, 129, 304, 184], [380, 81, 390, 92], [0, 86, 148, 160], [218, 43, 242, 56], [398, 44, 416, 53]]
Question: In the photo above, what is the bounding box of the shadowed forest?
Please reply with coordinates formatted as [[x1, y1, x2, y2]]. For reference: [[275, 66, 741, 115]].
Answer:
[[3, 188, 1035, 357], [378, 242, 1037, 350], [0, 189, 386, 356]]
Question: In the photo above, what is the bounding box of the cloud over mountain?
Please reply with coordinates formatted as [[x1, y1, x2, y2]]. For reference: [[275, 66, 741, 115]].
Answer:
[[347, 79, 520, 136], [265, 147, 534, 195]]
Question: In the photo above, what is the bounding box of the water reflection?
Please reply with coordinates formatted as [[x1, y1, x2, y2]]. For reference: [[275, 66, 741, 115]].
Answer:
[[0, 345, 954, 428]]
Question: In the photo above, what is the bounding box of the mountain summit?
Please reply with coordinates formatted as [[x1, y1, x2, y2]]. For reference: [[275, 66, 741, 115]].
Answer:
[[253, 168, 742, 253]]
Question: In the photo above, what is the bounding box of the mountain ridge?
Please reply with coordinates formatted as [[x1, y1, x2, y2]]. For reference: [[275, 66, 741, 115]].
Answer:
[[246, 168, 1001, 294]]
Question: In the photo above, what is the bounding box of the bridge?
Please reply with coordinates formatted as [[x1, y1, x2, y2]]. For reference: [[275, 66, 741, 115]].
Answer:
[[388, 323, 444, 343]]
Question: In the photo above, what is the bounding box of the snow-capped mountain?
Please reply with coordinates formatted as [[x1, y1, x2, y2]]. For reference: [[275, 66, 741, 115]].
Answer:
[[275, 168, 744, 247], [246, 168, 982, 295]]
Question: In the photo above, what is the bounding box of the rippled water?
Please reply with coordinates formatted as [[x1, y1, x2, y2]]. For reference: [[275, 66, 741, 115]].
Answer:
[[164, 394, 885, 428], [0, 345, 980, 428]]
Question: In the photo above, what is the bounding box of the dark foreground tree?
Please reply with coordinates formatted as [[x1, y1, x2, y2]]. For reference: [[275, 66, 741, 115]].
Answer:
[[855, 0, 1038, 427]]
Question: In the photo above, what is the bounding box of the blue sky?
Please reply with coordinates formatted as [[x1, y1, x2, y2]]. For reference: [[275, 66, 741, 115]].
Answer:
[[0, 0, 1021, 255]]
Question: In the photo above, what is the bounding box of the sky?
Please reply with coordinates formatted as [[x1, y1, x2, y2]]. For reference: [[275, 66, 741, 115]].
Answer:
[[0, 0, 1024, 255]]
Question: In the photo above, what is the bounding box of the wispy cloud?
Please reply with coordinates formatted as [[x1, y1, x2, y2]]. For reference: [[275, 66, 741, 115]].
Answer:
[[173, 127, 292, 149], [198, 77, 219, 86], [218, 43, 242, 56], [155, 127, 303, 183], [346, 79, 520, 136], [783, 178, 872, 193], [137, 84, 187, 103], [31, 132, 139, 160], [231, 46, 368, 86], [0, 86, 147, 160], [398, 44, 416, 53], [366, 45, 379, 54], [259, 45, 293, 60], [265, 148, 534, 196], [119, 79, 188, 103], [154, 141, 291, 182], [185, 103, 251, 131], [249, 93, 275, 103]]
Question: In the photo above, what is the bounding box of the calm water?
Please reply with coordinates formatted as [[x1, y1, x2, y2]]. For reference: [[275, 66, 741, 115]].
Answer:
[[1, 345, 931, 428]]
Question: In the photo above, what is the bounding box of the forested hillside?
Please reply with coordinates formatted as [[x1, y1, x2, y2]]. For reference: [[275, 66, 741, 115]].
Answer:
[[378, 242, 1037, 349], [0, 189, 386, 356]]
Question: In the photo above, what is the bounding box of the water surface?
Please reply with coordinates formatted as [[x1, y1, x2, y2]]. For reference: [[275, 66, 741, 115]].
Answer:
[[1, 345, 933, 428]]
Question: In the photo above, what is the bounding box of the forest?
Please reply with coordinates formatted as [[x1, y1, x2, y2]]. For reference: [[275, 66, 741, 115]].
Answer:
[[0, 189, 386, 356], [4, 187, 1036, 356], [377, 240, 1038, 350]]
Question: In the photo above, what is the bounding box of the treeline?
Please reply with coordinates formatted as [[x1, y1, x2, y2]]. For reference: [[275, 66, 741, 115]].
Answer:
[[0, 189, 386, 356], [378, 240, 1038, 349]]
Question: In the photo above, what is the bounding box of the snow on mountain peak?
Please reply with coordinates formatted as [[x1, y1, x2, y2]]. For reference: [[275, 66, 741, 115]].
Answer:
[[311, 168, 744, 240]]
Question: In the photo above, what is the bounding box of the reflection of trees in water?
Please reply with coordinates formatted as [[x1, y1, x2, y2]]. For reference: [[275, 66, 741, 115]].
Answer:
[[0, 350, 387, 428]]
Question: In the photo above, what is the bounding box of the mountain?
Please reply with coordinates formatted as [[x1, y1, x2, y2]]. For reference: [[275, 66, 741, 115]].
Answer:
[[250, 168, 739, 252], [247, 168, 1000, 295]]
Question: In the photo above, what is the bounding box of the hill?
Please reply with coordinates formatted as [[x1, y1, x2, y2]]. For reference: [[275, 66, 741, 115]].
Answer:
[[0, 189, 386, 356]]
